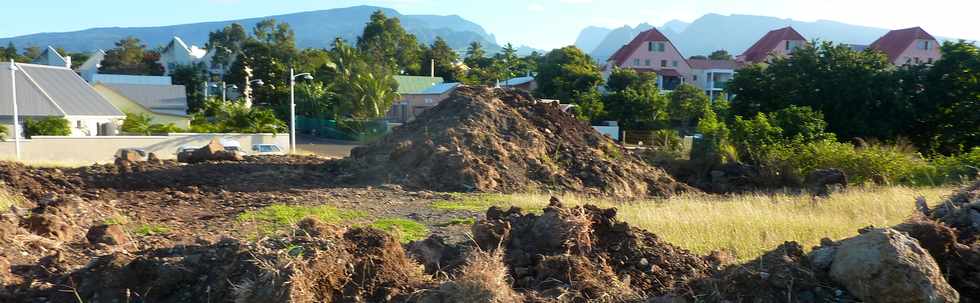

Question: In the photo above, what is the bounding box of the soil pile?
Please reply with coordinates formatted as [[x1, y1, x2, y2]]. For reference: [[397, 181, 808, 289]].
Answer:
[[345, 86, 689, 198], [470, 198, 709, 301]]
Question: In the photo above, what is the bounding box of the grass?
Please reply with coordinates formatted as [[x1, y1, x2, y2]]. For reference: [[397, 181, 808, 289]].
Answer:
[[450, 186, 953, 262], [133, 223, 171, 236], [103, 214, 130, 225], [436, 217, 477, 227], [431, 194, 509, 212], [238, 204, 367, 236], [370, 218, 431, 243]]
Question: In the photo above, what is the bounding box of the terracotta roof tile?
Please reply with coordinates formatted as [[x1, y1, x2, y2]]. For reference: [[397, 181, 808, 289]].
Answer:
[[607, 28, 672, 66], [739, 26, 806, 63], [869, 27, 937, 62]]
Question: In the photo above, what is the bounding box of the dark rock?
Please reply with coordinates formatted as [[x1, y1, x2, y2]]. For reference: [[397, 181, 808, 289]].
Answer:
[[805, 168, 847, 196]]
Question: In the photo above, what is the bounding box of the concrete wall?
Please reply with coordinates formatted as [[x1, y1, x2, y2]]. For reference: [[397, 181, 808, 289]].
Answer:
[[0, 133, 290, 164]]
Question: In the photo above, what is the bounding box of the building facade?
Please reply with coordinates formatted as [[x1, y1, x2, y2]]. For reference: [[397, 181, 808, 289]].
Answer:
[[604, 27, 694, 91], [737, 26, 808, 64], [869, 27, 942, 66]]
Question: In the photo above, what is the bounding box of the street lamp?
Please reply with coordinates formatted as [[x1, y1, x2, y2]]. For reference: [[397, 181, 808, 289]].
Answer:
[[289, 68, 313, 154], [7, 60, 20, 160]]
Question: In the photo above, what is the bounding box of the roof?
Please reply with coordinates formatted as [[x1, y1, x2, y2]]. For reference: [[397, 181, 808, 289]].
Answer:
[[91, 74, 173, 85], [503, 76, 535, 86], [420, 83, 459, 95], [869, 27, 937, 62], [98, 83, 189, 117], [0, 62, 124, 117], [78, 49, 106, 72], [31, 46, 70, 68], [394, 75, 445, 94], [739, 27, 807, 63], [846, 44, 870, 52], [163, 37, 207, 59], [608, 27, 672, 66], [688, 58, 738, 70]]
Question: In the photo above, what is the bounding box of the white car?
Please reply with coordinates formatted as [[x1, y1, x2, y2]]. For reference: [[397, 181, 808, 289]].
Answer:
[[251, 144, 286, 156]]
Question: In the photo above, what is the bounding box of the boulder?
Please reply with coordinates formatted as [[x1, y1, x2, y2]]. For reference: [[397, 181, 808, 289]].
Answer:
[[26, 213, 73, 241], [117, 149, 143, 162], [180, 139, 244, 163], [86, 224, 129, 246], [830, 228, 958, 303], [147, 152, 162, 164], [805, 168, 847, 196]]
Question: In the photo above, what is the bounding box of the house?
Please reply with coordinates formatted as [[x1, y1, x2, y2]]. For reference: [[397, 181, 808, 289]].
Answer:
[[1, 62, 124, 137], [31, 46, 71, 68], [688, 58, 739, 101], [386, 76, 460, 123], [92, 83, 191, 128], [737, 27, 808, 64], [77, 49, 106, 82], [605, 27, 693, 91], [501, 76, 537, 91], [157, 37, 221, 76], [868, 27, 941, 66]]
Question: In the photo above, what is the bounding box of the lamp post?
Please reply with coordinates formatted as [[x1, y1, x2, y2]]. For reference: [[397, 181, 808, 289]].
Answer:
[[8, 60, 20, 160], [289, 68, 313, 154]]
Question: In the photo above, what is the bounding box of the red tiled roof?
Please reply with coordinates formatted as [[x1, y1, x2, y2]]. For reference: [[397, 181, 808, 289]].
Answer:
[[739, 26, 806, 63], [869, 27, 937, 62], [688, 58, 739, 70], [607, 28, 672, 66]]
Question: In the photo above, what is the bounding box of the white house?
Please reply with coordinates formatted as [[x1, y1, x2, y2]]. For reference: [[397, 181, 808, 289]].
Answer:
[[1, 62, 124, 137], [687, 58, 738, 101], [31, 46, 72, 68], [77, 49, 106, 82], [158, 36, 220, 75]]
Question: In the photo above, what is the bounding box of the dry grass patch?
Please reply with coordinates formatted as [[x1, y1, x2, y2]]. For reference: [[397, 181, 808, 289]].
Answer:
[[457, 186, 953, 262]]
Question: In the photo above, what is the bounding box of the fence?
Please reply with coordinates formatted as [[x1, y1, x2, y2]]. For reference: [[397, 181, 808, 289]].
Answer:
[[0, 133, 289, 164], [296, 116, 389, 142]]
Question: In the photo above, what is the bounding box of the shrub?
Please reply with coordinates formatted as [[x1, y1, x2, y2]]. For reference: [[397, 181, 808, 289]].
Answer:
[[121, 113, 153, 135], [23, 117, 71, 137], [148, 123, 183, 134], [0, 124, 8, 141]]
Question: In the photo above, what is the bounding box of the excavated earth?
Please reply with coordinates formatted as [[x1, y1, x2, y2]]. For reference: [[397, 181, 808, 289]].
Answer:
[[343, 86, 690, 199]]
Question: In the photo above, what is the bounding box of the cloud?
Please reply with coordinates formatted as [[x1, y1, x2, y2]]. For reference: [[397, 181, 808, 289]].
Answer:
[[527, 3, 545, 12]]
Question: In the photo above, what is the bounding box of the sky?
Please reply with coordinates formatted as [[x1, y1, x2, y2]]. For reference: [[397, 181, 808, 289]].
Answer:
[[1, 0, 977, 50]]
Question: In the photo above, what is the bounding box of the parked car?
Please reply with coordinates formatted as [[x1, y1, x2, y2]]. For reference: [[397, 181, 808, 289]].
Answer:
[[114, 148, 148, 161], [251, 144, 286, 156]]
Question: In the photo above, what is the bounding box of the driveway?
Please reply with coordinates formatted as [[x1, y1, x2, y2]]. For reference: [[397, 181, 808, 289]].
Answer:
[[295, 135, 361, 158]]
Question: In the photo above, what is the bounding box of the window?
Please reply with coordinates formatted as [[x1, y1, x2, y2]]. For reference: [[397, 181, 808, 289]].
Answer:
[[660, 60, 667, 67], [914, 57, 921, 64], [633, 59, 641, 66], [76, 120, 83, 128], [927, 58, 934, 64], [650, 42, 665, 52], [425, 98, 433, 104], [645, 59, 651, 66], [659, 43, 666, 52], [648, 42, 653, 51], [918, 40, 931, 50], [672, 61, 678, 67], [693, 75, 698, 81]]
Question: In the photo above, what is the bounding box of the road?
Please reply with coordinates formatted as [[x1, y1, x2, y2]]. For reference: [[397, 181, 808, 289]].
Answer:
[[295, 135, 362, 158]]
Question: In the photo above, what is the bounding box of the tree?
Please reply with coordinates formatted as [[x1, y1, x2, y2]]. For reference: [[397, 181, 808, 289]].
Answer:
[[464, 41, 487, 68], [23, 117, 71, 137], [536, 46, 603, 103], [207, 23, 248, 71], [170, 64, 208, 113], [224, 19, 297, 112], [768, 105, 834, 143], [423, 37, 463, 81], [668, 84, 711, 131], [99, 37, 164, 75], [913, 41, 980, 154], [1, 43, 17, 61], [22, 46, 42, 61], [708, 50, 733, 60], [692, 108, 733, 165], [0, 123, 9, 141], [603, 68, 668, 129], [330, 41, 399, 119], [357, 10, 423, 75]]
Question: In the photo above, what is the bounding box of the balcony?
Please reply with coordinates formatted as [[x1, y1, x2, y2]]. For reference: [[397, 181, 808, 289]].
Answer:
[[708, 80, 728, 91]]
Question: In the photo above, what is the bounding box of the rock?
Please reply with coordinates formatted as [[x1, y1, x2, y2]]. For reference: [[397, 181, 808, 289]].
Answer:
[[147, 152, 162, 164], [113, 157, 132, 173], [117, 149, 144, 162], [86, 224, 129, 246], [181, 139, 245, 163], [26, 213, 73, 241], [830, 228, 958, 302], [0, 256, 10, 284], [807, 246, 836, 272], [805, 168, 847, 196]]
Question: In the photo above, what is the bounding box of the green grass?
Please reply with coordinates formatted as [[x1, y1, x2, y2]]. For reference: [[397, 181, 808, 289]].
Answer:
[[436, 217, 476, 227], [238, 204, 367, 236], [103, 214, 130, 225], [133, 223, 171, 236], [430, 194, 514, 212], [449, 186, 953, 262], [370, 218, 431, 243]]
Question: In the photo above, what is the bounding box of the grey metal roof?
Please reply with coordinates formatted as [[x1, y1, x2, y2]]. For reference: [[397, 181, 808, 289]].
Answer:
[[31, 46, 70, 68], [100, 83, 189, 117], [92, 74, 173, 86], [420, 82, 459, 95], [0, 62, 124, 117], [503, 76, 535, 86]]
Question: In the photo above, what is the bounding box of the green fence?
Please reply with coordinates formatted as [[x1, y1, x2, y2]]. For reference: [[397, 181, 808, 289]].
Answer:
[[296, 116, 390, 142]]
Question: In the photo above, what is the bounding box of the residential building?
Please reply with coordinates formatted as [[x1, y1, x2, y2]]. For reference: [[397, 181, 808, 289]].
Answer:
[[92, 83, 191, 128], [386, 76, 460, 123], [158, 37, 215, 75], [605, 27, 693, 91], [501, 76, 537, 91], [1, 62, 124, 137], [869, 27, 941, 66], [77, 49, 106, 82], [688, 58, 739, 101], [31, 46, 71, 68], [737, 27, 808, 64]]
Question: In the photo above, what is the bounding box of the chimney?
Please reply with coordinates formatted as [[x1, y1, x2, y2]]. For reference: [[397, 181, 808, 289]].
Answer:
[[64, 56, 72, 69]]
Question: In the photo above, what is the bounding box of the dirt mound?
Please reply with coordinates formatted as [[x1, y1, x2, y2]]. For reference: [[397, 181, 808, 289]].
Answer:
[[471, 198, 709, 300], [0, 162, 89, 201], [929, 180, 980, 243], [345, 86, 689, 198]]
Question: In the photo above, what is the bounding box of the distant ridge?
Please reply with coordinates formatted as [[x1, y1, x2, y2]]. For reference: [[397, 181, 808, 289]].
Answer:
[[0, 5, 500, 53]]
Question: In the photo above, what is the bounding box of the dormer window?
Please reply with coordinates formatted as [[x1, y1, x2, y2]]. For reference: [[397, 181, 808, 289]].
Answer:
[[649, 42, 665, 52], [917, 40, 932, 50]]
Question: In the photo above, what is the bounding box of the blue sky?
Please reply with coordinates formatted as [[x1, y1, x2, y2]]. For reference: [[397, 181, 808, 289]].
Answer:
[[1, 0, 977, 50]]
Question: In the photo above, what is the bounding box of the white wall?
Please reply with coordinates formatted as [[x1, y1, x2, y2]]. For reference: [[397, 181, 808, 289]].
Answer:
[[0, 133, 290, 164]]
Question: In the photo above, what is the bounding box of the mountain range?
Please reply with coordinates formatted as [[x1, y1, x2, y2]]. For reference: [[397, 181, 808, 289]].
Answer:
[[576, 13, 956, 62], [0, 5, 523, 55]]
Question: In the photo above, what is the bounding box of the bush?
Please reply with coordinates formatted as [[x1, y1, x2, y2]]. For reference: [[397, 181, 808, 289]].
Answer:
[[121, 113, 153, 135], [0, 124, 8, 141], [23, 117, 71, 137]]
